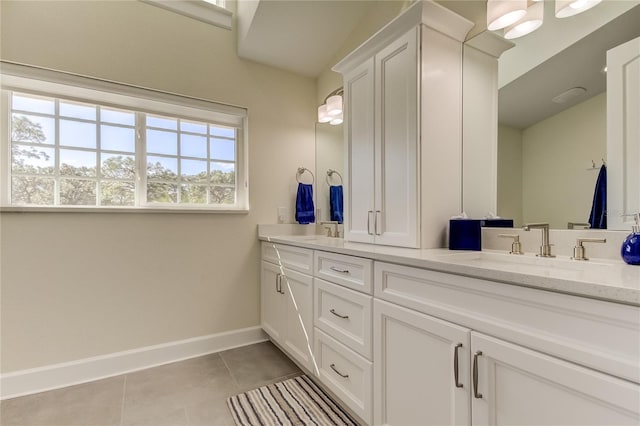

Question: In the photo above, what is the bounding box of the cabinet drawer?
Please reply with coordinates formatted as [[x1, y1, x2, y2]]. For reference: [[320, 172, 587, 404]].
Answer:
[[314, 328, 372, 425], [261, 242, 313, 275], [314, 251, 373, 294], [375, 261, 640, 383], [315, 278, 372, 359]]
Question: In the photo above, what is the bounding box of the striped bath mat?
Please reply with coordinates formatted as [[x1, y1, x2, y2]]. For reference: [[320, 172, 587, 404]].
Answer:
[[227, 374, 359, 426]]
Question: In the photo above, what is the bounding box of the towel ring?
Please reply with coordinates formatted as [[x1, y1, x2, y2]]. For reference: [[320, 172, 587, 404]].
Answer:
[[296, 167, 314, 184], [326, 169, 343, 186]]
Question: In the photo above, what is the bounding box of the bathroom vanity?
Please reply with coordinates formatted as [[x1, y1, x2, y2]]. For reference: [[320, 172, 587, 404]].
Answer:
[[259, 233, 640, 425], [261, 1, 640, 424]]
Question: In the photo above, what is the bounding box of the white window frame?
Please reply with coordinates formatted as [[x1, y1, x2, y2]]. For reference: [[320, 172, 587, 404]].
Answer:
[[0, 62, 249, 213], [140, 0, 232, 30]]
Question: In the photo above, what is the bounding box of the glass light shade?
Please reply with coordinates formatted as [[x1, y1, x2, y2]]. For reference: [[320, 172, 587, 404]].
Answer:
[[330, 113, 343, 126], [318, 104, 331, 123], [487, 0, 527, 31], [504, 2, 544, 39], [326, 95, 343, 117], [555, 0, 601, 18]]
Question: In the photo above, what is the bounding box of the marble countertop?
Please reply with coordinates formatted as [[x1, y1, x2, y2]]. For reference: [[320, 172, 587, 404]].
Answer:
[[259, 234, 640, 306]]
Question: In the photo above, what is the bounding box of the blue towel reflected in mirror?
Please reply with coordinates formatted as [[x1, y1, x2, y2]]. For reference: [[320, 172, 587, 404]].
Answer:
[[588, 164, 607, 229], [330, 185, 343, 224], [295, 183, 315, 224]]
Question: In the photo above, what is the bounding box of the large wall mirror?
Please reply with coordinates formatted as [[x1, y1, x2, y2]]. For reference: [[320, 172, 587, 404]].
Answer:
[[496, 2, 640, 229], [315, 122, 344, 223]]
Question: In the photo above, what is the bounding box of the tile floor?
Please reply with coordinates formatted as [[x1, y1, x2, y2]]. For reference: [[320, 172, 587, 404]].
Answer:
[[0, 341, 302, 426]]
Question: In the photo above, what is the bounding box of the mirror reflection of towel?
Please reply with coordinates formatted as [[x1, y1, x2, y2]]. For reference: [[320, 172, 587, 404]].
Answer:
[[330, 185, 343, 224], [588, 165, 607, 229], [295, 183, 315, 224]]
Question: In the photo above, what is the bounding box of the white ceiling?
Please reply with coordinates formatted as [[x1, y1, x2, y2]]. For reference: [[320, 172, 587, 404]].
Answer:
[[236, 0, 376, 77]]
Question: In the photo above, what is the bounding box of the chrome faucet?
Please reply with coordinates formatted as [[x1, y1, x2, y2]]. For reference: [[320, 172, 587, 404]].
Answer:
[[320, 221, 339, 238], [522, 223, 555, 257]]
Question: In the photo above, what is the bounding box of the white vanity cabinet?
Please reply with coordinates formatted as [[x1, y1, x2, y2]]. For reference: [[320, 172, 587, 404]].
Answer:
[[313, 251, 374, 424], [334, 0, 474, 249], [260, 243, 314, 372], [471, 332, 639, 425], [374, 299, 471, 425], [374, 261, 640, 426]]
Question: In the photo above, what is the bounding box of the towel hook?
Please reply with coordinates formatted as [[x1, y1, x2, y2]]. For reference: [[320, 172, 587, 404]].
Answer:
[[296, 167, 314, 184], [587, 159, 607, 170], [326, 169, 343, 186]]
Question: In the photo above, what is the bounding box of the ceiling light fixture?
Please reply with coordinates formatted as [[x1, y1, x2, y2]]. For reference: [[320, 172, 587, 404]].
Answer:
[[318, 87, 344, 125], [487, 0, 527, 31], [551, 86, 587, 104], [488, 0, 602, 40], [504, 1, 544, 39], [555, 0, 602, 18]]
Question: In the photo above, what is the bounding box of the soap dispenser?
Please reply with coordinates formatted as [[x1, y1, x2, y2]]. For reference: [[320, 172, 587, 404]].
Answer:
[[621, 213, 640, 265]]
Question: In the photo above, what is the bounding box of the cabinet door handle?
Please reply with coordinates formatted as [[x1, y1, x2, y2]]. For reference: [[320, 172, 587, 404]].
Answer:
[[367, 210, 374, 235], [275, 273, 281, 293], [278, 274, 285, 295], [330, 363, 349, 378], [453, 343, 463, 388], [375, 210, 381, 235], [329, 266, 350, 274], [473, 351, 483, 399], [330, 309, 349, 319]]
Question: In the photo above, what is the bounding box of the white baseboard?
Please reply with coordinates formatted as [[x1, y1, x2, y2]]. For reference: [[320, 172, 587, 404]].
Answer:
[[1, 326, 268, 400]]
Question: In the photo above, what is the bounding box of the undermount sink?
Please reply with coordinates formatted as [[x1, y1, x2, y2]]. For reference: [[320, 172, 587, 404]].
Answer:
[[436, 251, 614, 273]]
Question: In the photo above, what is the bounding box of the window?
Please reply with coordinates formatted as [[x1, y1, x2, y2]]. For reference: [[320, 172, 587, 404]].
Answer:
[[142, 0, 232, 30], [1, 63, 248, 212]]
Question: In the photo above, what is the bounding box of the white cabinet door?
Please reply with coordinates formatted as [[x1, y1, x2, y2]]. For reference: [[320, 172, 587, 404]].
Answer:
[[374, 27, 419, 248], [344, 57, 375, 244], [261, 260, 314, 372], [607, 36, 640, 230], [281, 268, 315, 373], [374, 299, 471, 426], [471, 332, 640, 425], [260, 261, 285, 343]]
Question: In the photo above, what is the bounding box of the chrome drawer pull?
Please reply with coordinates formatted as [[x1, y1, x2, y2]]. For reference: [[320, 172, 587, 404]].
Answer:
[[329, 266, 350, 274], [473, 351, 483, 399], [330, 363, 349, 378], [453, 343, 463, 388], [330, 309, 349, 319]]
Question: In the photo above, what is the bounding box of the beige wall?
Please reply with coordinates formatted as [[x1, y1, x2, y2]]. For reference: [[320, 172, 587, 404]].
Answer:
[[316, 1, 409, 104], [497, 125, 523, 226], [316, 0, 487, 103], [520, 93, 607, 228], [0, 1, 316, 372]]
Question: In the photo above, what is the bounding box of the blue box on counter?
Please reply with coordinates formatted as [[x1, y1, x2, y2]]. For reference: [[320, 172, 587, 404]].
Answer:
[[481, 219, 514, 228], [449, 219, 482, 251]]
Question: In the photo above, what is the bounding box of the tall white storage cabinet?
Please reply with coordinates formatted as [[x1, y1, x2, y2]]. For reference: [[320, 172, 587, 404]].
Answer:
[[607, 36, 640, 230], [334, 1, 473, 249]]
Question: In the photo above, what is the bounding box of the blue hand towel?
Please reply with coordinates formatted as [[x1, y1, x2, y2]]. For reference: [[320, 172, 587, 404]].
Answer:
[[330, 185, 343, 224], [295, 183, 315, 224], [588, 164, 607, 229]]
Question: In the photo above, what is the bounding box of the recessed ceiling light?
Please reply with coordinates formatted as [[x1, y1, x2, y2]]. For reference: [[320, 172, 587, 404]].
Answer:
[[552, 87, 587, 104]]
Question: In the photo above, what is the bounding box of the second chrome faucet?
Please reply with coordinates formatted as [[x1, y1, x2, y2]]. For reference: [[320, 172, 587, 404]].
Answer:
[[522, 223, 555, 257]]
